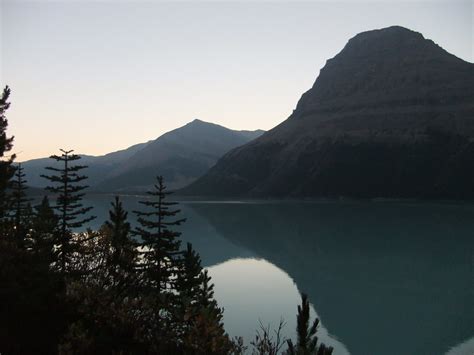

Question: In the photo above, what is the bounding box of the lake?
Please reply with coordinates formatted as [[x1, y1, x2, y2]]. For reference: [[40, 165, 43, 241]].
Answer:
[[75, 195, 473, 355]]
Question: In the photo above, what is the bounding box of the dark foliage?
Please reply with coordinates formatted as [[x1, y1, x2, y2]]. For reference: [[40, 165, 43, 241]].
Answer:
[[0, 235, 67, 354], [250, 320, 286, 355], [0, 90, 340, 354]]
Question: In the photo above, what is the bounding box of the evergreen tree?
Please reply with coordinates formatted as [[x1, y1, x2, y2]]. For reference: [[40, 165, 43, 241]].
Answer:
[[33, 196, 59, 235], [175, 243, 217, 322], [41, 149, 95, 274], [286, 294, 333, 355], [176, 243, 223, 320], [196, 269, 219, 310], [133, 175, 185, 293], [102, 196, 137, 288], [0, 85, 15, 219], [176, 242, 205, 305], [175, 242, 232, 353], [195, 267, 227, 339], [131, 176, 189, 351], [0, 88, 64, 353], [8, 163, 32, 245], [181, 269, 233, 355], [30, 196, 59, 263]]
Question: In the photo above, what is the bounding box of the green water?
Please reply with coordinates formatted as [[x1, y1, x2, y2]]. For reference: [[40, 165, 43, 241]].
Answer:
[[79, 196, 474, 355]]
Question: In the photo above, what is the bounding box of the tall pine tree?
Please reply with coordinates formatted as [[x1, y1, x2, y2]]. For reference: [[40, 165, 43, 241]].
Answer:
[[133, 175, 185, 294], [41, 149, 95, 274], [8, 163, 32, 245], [30, 196, 59, 263], [176, 243, 222, 314], [0, 86, 15, 219], [32, 196, 59, 237], [175, 242, 231, 354], [102, 196, 137, 288], [176, 242, 205, 306]]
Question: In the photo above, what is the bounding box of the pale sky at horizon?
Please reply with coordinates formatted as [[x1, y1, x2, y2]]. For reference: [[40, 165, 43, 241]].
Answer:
[[1, 0, 472, 161]]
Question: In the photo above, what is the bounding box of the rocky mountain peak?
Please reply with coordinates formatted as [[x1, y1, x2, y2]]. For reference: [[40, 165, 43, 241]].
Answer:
[[293, 26, 472, 119]]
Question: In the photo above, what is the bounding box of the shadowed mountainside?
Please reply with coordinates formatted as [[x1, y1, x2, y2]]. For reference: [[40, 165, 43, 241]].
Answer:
[[181, 26, 474, 199]]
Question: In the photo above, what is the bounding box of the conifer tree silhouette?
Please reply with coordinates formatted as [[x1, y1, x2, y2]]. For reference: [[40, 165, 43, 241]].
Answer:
[[31, 196, 59, 263], [103, 196, 137, 287], [41, 149, 95, 274], [0, 86, 15, 218], [175, 242, 225, 329], [287, 294, 333, 355], [33, 196, 59, 236], [133, 175, 185, 293], [177, 243, 227, 341], [179, 250, 230, 354], [8, 163, 32, 245], [176, 242, 205, 305], [196, 268, 218, 311]]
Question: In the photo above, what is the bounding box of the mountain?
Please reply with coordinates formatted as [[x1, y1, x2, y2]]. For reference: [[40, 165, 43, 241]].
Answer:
[[23, 155, 102, 188], [93, 119, 264, 192], [22, 120, 264, 192], [23, 142, 151, 189], [180, 26, 474, 199]]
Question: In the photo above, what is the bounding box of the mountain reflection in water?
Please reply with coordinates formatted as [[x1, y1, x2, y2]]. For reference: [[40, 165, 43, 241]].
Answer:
[[81, 196, 474, 355]]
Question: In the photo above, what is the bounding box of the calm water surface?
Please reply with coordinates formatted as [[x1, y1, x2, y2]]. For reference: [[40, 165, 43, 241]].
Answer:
[[77, 196, 473, 355]]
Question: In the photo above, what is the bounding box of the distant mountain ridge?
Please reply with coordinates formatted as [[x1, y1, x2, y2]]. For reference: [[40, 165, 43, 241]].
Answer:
[[22, 120, 264, 192], [181, 26, 474, 199]]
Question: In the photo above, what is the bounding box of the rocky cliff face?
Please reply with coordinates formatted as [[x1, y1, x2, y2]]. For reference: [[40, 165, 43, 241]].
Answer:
[[181, 26, 474, 199]]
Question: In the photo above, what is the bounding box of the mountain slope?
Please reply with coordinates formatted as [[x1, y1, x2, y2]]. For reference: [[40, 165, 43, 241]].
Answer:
[[23, 155, 102, 188], [22, 120, 264, 192], [93, 119, 264, 192], [22, 142, 151, 189], [181, 26, 474, 199]]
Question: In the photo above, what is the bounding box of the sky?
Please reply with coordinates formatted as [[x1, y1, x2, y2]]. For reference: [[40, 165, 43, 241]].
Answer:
[[1, 0, 472, 161]]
